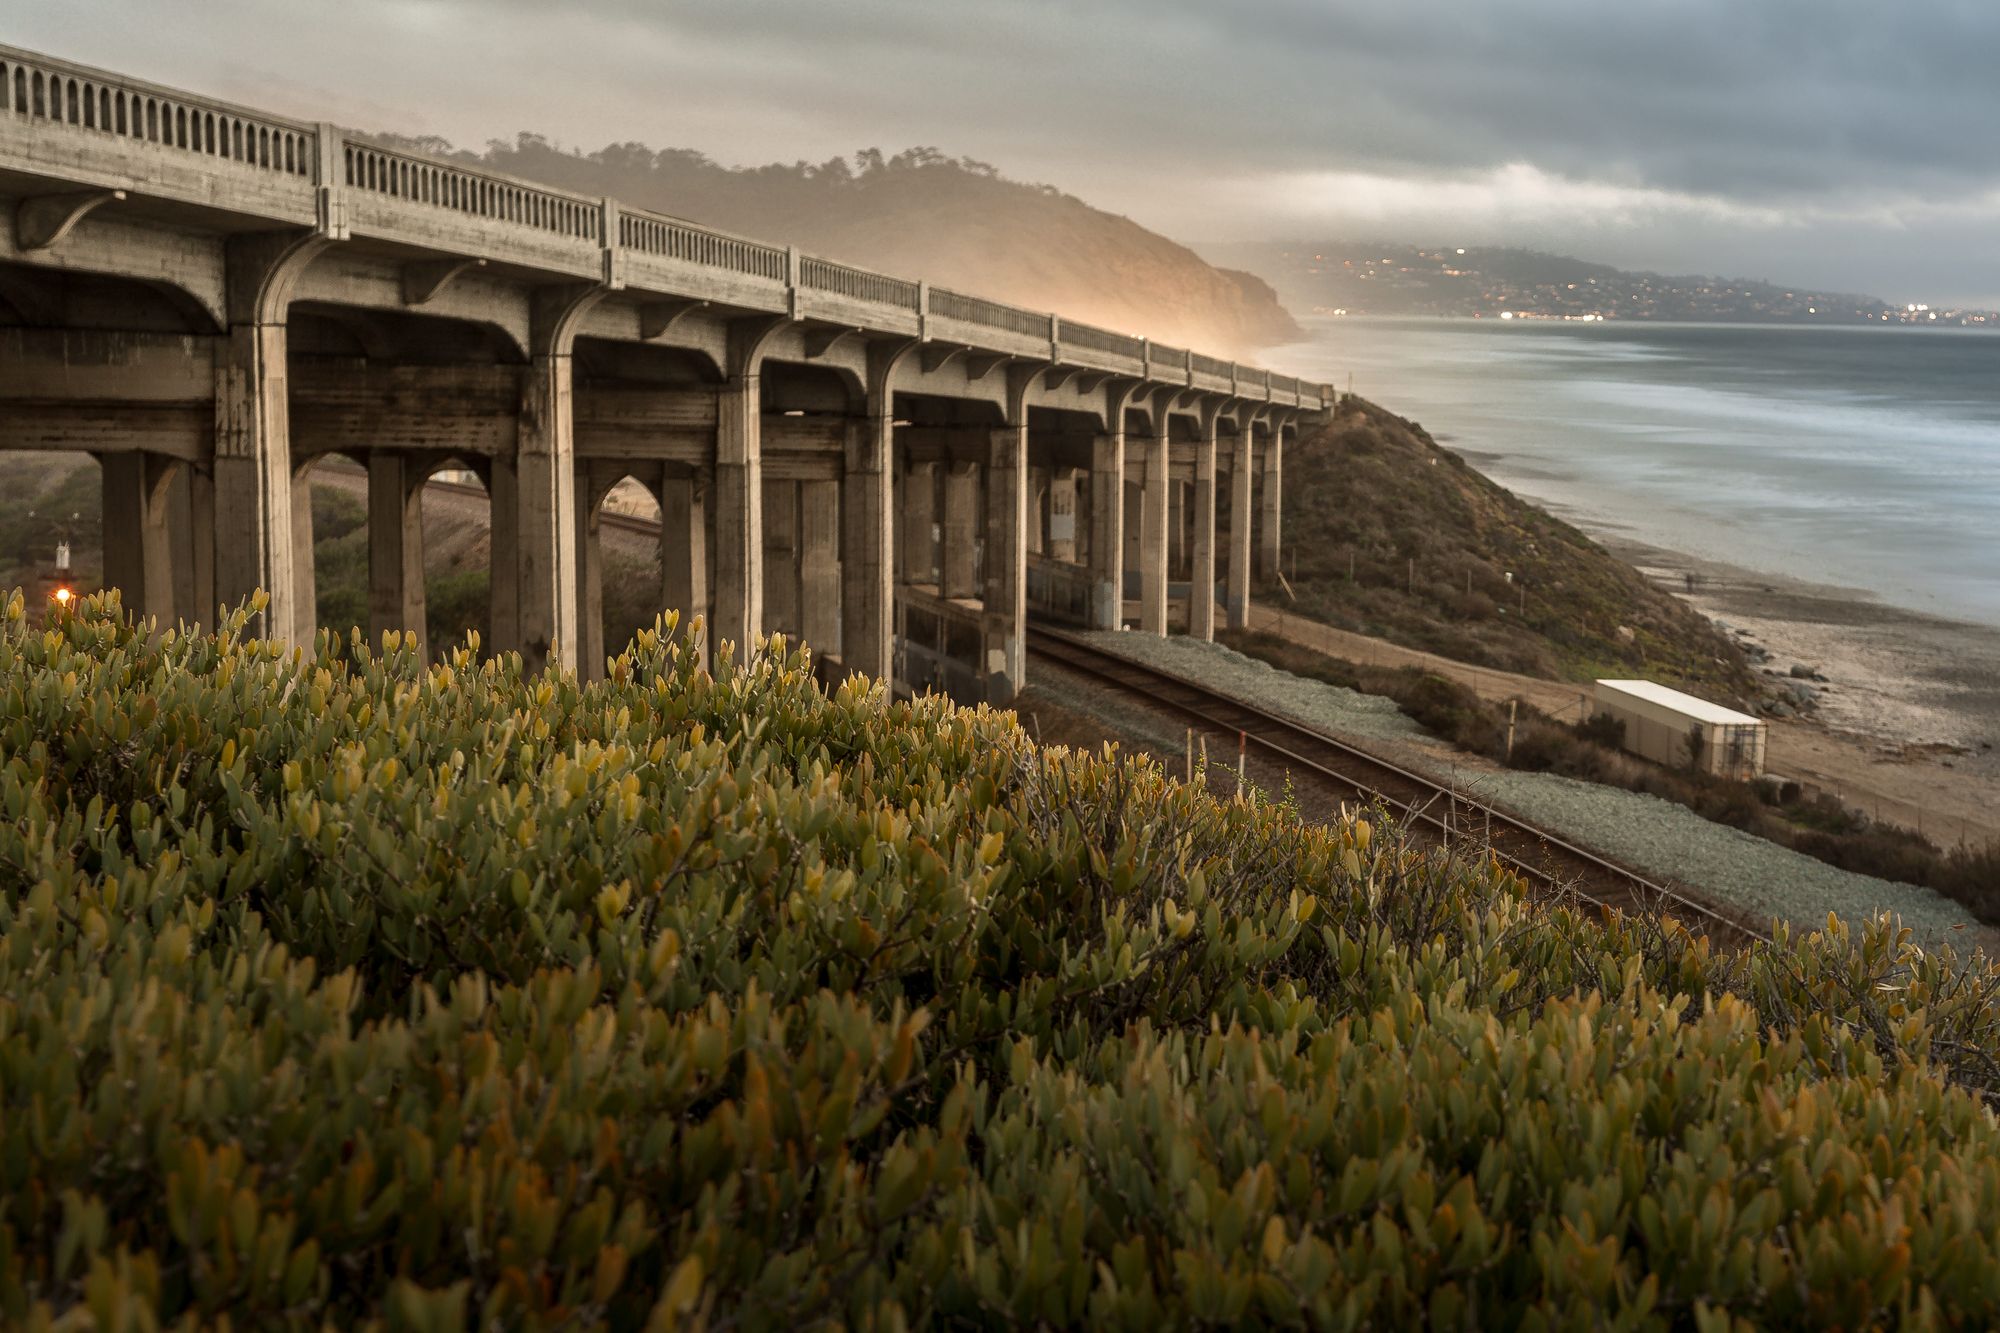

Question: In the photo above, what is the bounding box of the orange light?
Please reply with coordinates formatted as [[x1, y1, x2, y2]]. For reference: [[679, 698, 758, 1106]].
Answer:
[[52, 587, 73, 606]]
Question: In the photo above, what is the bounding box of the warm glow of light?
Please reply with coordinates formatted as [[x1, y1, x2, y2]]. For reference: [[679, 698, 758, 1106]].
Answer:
[[52, 587, 73, 606]]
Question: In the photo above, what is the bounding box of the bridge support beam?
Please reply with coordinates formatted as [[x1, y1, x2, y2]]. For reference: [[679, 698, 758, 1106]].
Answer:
[[1189, 419, 1218, 642], [661, 475, 708, 664], [1048, 471, 1078, 564], [941, 462, 979, 600], [802, 478, 842, 664], [982, 420, 1028, 699], [367, 453, 427, 656], [510, 349, 580, 674], [1140, 417, 1169, 635], [713, 377, 763, 662], [762, 478, 799, 640], [902, 461, 936, 587], [213, 322, 302, 642], [841, 413, 892, 680], [100, 452, 179, 627], [1227, 427, 1254, 631], [1258, 430, 1283, 580], [1088, 430, 1124, 630]]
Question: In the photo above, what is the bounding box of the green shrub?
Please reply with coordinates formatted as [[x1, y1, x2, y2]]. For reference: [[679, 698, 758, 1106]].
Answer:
[[7, 591, 2000, 1327]]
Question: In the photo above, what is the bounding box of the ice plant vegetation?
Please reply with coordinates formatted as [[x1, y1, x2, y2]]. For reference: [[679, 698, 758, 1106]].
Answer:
[[4, 591, 2000, 1328]]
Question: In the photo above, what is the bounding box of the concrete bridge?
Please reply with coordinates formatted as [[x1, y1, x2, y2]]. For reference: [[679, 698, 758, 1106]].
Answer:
[[0, 44, 1334, 700]]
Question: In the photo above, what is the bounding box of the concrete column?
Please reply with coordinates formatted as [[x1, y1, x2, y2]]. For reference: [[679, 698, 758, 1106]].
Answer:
[[1026, 470, 1047, 556], [1190, 421, 1218, 642], [1140, 418, 1169, 635], [576, 481, 605, 677], [762, 478, 799, 640], [167, 463, 215, 631], [487, 454, 519, 658], [1049, 471, 1078, 564], [982, 422, 1028, 699], [1166, 482, 1180, 578], [1258, 430, 1283, 579], [1227, 428, 1255, 631], [941, 462, 980, 600], [1089, 431, 1124, 630], [100, 453, 177, 626], [509, 353, 580, 674], [841, 414, 892, 680], [902, 461, 936, 586], [367, 453, 426, 655], [713, 377, 762, 659], [213, 323, 300, 641], [801, 478, 843, 664], [661, 475, 709, 662]]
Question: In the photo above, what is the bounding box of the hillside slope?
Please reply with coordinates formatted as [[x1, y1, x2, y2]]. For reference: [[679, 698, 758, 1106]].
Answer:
[[373, 136, 1301, 356], [1277, 397, 1759, 701]]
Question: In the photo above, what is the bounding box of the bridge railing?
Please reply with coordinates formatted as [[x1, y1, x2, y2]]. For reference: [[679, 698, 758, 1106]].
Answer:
[[929, 288, 1051, 340], [345, 142, 602, 241], [621, 209, 789, 281], [0, 45, 315, 179], [799, 255, 922, 310], [2, 43, 1334, 407], [1059, 320, 1145, 363]]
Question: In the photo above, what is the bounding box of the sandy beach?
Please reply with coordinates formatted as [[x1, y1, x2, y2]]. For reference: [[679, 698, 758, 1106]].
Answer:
[[1608, 537, 2000, 842], [1255, 523, 2000, 852]]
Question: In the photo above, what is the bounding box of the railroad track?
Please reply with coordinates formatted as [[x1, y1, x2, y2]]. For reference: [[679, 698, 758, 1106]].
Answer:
[[1029, 626, 1772, 948]]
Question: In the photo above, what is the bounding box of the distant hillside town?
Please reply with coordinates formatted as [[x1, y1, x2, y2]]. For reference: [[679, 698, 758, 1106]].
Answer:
[[1207, 242, 1998, 327]]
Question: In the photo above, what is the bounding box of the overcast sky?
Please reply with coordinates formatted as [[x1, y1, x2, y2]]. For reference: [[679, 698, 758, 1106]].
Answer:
[[19, 0, 2000, 304]]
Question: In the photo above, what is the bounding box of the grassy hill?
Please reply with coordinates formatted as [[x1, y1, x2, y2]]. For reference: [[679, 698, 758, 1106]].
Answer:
[[1276, 397, 1760, 702], [369, 136, 1302, 357], [6, 595, 2000, 1324]]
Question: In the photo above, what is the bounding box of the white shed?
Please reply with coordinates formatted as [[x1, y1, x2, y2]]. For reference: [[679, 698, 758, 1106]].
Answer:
[[1593, 679, 1766, 780]]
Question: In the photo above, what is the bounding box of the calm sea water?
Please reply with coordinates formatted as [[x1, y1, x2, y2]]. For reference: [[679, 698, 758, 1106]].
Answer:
[[1273, 318, 2000, 629]]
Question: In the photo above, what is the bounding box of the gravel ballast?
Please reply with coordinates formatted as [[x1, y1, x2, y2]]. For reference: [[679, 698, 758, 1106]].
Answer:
[[1075, 631, 1981, 944]]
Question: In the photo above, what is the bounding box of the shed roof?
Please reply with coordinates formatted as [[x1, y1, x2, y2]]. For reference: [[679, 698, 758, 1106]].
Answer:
[[1595, 679, 1763, 728]]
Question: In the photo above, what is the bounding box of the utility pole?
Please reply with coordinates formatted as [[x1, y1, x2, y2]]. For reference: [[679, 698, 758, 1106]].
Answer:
[[1505, 699, 1518, 764]]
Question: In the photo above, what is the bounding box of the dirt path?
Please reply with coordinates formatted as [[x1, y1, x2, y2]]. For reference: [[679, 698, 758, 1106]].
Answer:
[[1250, 603, 2000, 848]]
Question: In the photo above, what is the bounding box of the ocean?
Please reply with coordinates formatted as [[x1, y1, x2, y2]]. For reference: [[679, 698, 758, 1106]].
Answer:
[[1273, 318, 2000, 630]]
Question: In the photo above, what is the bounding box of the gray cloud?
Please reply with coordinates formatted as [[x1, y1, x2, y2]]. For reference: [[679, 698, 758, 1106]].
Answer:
[[13, 0, 2000, 302]]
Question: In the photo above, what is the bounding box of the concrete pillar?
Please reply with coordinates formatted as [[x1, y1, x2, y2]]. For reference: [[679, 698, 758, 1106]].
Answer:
[[487, 454, 519, 659], [1227, 428, 1255, 631], [1258, 430, 1283, 580], [902, 461, 936, 586], [841, 414, 892, 680], [291, 469, 316, 646], [213, 323, 301, 641], [713, 376, 763, 661], [1088, 430, 1125, 629], [576, 480, 605, 677], [762, 478, 799, 640], [100, 453, 177, 626], [1190, 420, 1218, 642], [983, 422, 1028, 698], [164, 465, 215, 631], [1026, 470, 1047, 556], [661, 474, 708, 662], [367, 453, 426, 656], [1170, 480, 1187, 579], [802, 478, 842, 663], [941, 462, 980, 600], [1049, 471, 1078, 564], [1140, 418, 1169, 635], [511, 353, 579, 674]]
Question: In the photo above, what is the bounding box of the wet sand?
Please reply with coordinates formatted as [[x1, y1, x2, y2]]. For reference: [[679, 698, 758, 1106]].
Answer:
[[1612, 539, 2000, 846]]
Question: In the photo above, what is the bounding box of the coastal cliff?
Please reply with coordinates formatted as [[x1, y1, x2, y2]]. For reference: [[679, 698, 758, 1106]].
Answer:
[[1276, 397, 1759, 701]]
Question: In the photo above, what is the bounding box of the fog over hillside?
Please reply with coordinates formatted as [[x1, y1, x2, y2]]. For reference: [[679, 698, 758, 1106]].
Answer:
[[373, 134, 1303, 358]]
